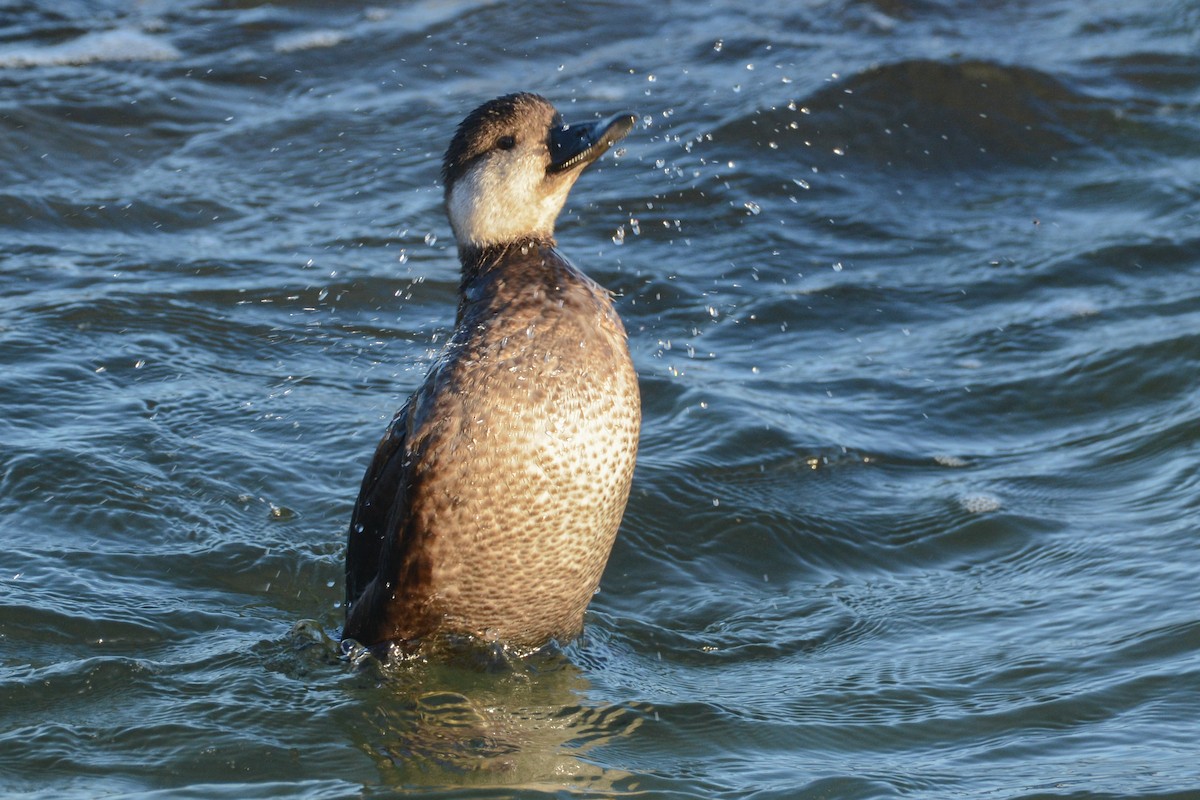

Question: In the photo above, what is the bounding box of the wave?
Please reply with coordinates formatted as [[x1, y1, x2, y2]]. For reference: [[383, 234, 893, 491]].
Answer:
[[0, 29, 180, 69], [712, 59, 1132, 173]]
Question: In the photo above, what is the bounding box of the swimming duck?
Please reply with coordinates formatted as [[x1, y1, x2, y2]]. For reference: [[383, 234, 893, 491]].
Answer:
[[342, 93, 640, 652]]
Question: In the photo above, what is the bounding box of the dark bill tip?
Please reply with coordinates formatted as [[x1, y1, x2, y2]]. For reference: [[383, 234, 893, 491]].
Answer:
[[548, 112, 636, 174]]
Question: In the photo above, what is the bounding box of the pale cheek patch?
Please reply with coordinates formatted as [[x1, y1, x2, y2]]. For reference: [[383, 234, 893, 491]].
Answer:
[[448, 155, 576, 249]]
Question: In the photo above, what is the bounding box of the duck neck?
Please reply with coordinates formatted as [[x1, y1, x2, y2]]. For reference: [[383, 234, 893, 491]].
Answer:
[[457, 236, 556, 282], [453, 236, 560, 325]]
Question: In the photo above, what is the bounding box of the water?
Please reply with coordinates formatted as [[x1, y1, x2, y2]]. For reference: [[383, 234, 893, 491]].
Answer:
[[2, 1, 1199, 797]]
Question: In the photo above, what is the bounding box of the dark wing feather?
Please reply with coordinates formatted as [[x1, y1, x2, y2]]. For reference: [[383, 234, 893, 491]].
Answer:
[[344, 401, 412, 611]]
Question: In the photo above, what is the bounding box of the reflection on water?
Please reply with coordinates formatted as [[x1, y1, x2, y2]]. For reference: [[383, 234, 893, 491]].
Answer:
[[282, 624, 643, 793]]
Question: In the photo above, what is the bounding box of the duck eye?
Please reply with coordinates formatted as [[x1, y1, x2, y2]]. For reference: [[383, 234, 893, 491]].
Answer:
[[496, 135, 516, 151]]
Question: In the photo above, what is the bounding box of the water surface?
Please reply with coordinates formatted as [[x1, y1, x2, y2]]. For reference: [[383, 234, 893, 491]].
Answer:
[[2, 1, 1199, 797]]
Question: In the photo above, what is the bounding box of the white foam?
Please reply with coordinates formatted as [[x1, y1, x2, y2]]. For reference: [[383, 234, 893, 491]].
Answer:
[[934, 454, 969, 468], [0, 29, 180, 68], [959, 494, 1001, 514], [273, 30, 348, 54]]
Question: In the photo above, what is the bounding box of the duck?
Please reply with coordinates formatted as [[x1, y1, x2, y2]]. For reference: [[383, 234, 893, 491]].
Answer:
[[342, 92, 641, 653]]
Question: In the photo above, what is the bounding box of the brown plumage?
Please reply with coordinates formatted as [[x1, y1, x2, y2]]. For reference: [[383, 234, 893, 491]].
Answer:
[[342, 93, 640, 652]]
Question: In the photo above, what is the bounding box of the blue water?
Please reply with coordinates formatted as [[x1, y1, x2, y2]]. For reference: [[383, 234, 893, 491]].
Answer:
[[2, 1, 1199, 797]]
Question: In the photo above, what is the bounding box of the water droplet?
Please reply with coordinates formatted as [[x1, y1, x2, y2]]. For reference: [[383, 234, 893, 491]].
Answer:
[[424, 232, 437, 246], [744, 201, 761, 215], [832, 262, 843, 272], [612, 225, 626, 245], [133, 359, 146, 369], [630, 218, 640, 235], [317, 287, 329, 301], [713, 39, 723, 52], [397, 249, 408, 264]]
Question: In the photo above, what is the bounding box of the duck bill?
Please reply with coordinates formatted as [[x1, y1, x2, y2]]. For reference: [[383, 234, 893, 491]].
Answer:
[[548, 112, 636, 174]]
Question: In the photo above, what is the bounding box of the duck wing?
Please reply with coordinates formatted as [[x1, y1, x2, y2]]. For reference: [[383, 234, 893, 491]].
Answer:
[[343, 399, 414, 613]]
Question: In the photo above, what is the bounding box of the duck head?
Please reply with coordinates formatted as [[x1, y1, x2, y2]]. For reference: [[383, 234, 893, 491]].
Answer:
[[441, 92, 635, 250]]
